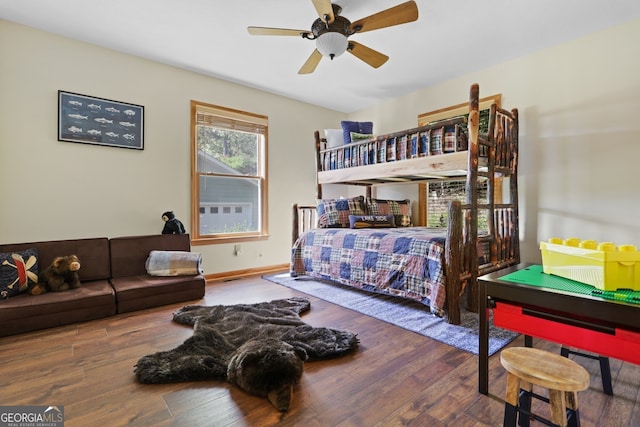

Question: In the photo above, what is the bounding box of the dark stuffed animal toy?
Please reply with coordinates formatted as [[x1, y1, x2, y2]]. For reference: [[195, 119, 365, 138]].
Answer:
[[134, 297, 358, 411], [161, 211, 185, 235], [29, 255, 81, 295]]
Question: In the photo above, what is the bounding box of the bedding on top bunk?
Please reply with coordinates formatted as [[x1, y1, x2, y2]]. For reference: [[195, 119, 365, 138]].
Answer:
[[290, 226, 448, 316]]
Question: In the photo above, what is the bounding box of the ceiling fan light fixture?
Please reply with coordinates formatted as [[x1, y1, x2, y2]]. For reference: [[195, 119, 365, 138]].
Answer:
[[316, 31, 348, 59]]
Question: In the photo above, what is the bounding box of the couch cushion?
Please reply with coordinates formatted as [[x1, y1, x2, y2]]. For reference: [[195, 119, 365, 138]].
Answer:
[[0, 280, 115, 337], [0, 238, 110, 282], [109, 234, 192, 278], [111, 275, 205, 313]]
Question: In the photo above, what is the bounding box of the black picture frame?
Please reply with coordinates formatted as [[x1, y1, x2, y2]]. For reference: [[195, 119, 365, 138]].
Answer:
[[58, 91, 144, 150]]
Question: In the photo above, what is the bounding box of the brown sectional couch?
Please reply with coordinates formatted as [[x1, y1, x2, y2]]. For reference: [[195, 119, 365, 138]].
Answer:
[[0, 237, 115, 337], [0, 234, 205, 337]]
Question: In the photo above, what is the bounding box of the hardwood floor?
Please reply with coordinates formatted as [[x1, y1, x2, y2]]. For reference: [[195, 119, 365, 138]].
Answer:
[[1, 274, 638, 426]]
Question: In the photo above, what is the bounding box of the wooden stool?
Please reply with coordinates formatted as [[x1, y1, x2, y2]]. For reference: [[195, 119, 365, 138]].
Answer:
[[500, 347, 590, 427]]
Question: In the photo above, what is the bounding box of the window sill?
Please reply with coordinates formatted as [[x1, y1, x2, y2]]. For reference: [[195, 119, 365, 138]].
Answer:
[[191, 234, 270, 246]]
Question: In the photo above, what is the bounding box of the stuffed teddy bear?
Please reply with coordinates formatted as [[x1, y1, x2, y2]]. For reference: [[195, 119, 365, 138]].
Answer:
[[29, 255, 81, 295], [161, 211, 186, 235]]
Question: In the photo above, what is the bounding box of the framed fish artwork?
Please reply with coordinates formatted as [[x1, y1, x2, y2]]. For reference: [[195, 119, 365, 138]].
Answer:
[[58, 91, 144, 150]]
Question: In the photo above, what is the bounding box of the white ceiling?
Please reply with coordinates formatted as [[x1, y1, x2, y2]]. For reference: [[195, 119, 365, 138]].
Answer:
[[2, 0, 640, 113]]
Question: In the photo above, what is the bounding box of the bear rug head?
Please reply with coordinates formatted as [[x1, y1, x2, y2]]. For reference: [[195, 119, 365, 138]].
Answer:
[[134, 297, 358, 411], [228, 337, 305, 411]]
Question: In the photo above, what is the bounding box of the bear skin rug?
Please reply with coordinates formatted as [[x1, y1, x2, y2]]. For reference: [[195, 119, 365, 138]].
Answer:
[[134, 297, 358, 411]]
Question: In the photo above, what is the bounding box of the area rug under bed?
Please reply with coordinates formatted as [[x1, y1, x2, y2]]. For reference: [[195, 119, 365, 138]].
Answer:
[[263, 273, 518, 356]]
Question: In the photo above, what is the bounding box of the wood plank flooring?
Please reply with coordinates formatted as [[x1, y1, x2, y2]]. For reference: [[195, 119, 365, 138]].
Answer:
[[1, 274, 638, 426]]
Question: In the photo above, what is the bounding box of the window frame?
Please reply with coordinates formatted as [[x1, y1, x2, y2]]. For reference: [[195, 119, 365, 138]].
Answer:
[[190, 100, 269, 245]]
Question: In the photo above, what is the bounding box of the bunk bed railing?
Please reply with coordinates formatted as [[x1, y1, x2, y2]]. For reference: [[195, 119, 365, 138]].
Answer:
[[456, 102, 519, 313], [316, 117, 468, 173], [455, 202, 520, 313], [292, 204, 317, 246]]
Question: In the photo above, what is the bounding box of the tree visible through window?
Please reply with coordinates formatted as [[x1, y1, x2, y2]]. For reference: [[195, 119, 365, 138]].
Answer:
[[427, 180, 488, 231], [191, 101, 268, 242]]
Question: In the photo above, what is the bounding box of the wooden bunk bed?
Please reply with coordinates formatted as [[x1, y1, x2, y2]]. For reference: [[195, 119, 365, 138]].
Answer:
[[291, 83, 519, 325]]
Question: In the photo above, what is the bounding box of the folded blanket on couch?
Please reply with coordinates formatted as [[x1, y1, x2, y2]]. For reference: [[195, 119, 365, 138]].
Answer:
[[145, 250, 203, 276]]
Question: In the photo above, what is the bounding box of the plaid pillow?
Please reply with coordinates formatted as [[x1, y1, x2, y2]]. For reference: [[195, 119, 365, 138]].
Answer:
[[317, 196, 365, 228], [365, 198, 412, 227]]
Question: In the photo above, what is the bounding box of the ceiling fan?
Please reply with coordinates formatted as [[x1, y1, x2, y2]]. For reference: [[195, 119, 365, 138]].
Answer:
[[247, 0, 419, 74]]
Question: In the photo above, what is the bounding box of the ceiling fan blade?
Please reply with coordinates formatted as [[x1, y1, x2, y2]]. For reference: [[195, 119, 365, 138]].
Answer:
[[347, 41, 389, 68], [299, 49, 323, 74], [247, 26, 312, 37], [312, 0, 335, 23], [350, 1, 419, 34]]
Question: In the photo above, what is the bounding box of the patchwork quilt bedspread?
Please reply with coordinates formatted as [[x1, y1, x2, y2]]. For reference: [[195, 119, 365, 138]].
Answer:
[[290, 227, 448, 316]]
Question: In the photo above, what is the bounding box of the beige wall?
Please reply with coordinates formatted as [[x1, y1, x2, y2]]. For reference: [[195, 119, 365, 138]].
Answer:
[[2, 18, 639, 273], [0, 20, 343, 274], [349, 19, 640, 263]]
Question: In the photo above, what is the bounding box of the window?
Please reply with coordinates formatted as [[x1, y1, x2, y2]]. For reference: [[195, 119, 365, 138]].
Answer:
[[191, 101, 268, 243], [424, 180, 488, 231]]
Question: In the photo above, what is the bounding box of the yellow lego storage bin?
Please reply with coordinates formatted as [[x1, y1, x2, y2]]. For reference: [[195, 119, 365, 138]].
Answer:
[[540, 238, 640, 291]]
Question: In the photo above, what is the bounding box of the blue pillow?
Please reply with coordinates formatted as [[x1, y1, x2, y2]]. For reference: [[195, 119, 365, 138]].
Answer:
[[341, 121, 373, 144]]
